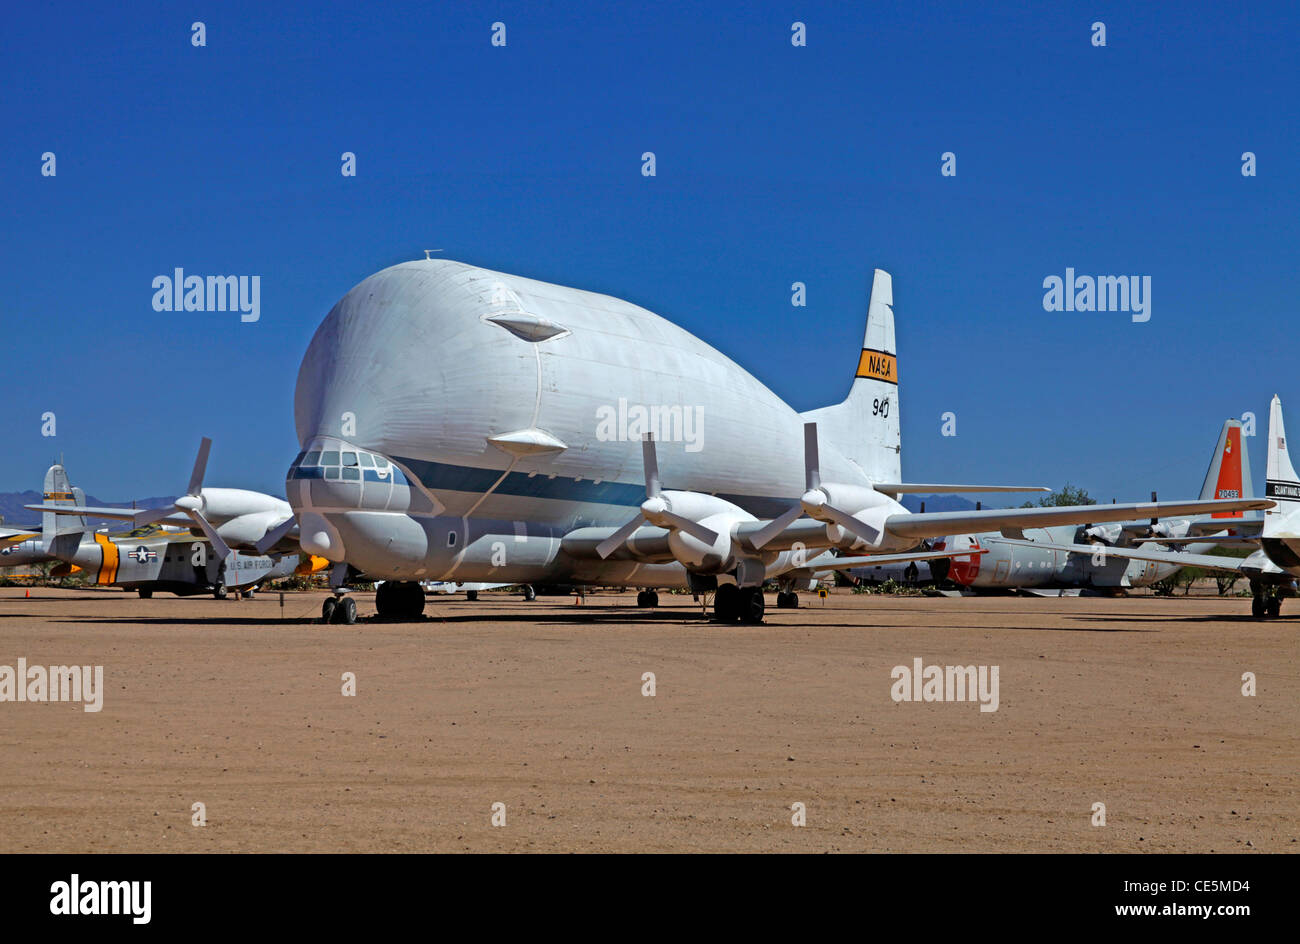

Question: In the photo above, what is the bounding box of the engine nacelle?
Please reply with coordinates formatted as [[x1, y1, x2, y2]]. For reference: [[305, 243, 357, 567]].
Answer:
[[655, 491, 770, 574], [809, 483, 909, 552], [214, 510, 290, 548]]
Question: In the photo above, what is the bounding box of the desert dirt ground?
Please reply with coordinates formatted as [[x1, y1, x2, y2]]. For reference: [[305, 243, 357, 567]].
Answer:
[[0, 586, 1296, 853]]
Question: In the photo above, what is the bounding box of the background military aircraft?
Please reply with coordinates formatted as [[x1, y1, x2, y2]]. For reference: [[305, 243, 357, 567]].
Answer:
[[902, 418, 1258, 594], [20, 443, 317, 598], [282, 259, 1266, 623], [989, 398, 1300, 616]]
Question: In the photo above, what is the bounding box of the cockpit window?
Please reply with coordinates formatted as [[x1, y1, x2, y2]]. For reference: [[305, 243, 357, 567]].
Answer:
[[358, 453, 374, 468], [341, 451, 357, 466], [320, 451, 340, 467], [303, 451, 320, 466], [342, 467, 360, 480], [373, 456, 389, 469]]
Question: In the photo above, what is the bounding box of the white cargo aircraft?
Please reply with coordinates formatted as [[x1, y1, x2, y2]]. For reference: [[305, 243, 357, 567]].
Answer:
[[283, 260, 1267, 623]]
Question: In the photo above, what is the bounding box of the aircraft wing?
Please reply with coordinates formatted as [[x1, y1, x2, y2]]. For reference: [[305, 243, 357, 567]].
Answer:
[[0, 528, 37, 550], [872, 484, 1050, 495], [23, 503, 182, 524], [781, 547, 987, 575], [882, 498, 1271, 541], [986, 538, 1250, 575], [1141, 533, 1260, 545]]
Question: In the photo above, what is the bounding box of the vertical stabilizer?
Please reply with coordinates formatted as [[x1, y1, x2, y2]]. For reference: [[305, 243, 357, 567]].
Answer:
[[1263, 396, 1300, 537], [799, 269, 901, 482], [1199, 419, 1251, 517], [41, 464, 87, 543]]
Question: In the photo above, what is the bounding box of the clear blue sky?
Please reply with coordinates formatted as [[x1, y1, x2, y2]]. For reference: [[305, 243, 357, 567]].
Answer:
[[2, 0, 1296, 502]]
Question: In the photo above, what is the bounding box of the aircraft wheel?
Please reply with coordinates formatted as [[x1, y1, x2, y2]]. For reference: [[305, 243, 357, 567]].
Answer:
[[523, 584, 536, 601], [787, 591, 798, 609], [1252, 596, 1266, 618], [713, 584, 740, 622], [321, 597, 338, 623], [740, 587, 765, 624], [331, 596, 357, 625], [213, 581, 228, 601], [1267, 597, 1282, 618], [647, 591, 659, 608], [375, 582, 393, 616], [466, 590, 479, 601], [406, 582, 426, 619], [138, 589, 153, 599]]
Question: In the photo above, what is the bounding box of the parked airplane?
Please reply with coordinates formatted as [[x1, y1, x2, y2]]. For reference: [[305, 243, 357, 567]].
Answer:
[[918, 418, 1257, 593], [284, 259, 1266, 623], [418, 580, 527, 601], [22, 447, 314, 598], [991, 398, 1300, 616]]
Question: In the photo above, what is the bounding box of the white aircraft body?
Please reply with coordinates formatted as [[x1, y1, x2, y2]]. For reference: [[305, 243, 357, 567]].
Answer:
[[284, 259, 1266, 623]]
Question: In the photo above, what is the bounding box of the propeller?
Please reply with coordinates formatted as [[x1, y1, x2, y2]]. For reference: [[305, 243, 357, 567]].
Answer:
[[134, 438, 232, 562], [254, 515, 298, 556], [595, 434, 719, 559], [749, 422, 882, 549]]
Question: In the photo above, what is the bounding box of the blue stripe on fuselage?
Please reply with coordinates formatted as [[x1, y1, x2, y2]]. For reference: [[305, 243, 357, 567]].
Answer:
[[393, 455, 797, 519]]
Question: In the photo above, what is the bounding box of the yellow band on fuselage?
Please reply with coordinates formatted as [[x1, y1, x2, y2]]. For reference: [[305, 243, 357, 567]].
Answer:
[[93, 532, 119, 585]]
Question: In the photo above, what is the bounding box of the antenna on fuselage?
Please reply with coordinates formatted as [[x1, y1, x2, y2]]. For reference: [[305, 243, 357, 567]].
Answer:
[[423, 249, 443, 260]]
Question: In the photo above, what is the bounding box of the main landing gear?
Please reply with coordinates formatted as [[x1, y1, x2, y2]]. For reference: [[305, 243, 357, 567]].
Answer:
[[1249, 580, 1284, 619], [775, 591, 799, 609], [374, 580, 425, 622], [1251, 594, 1282, 618], [636, 590, 659, 608], [713, 584, 765, 624]]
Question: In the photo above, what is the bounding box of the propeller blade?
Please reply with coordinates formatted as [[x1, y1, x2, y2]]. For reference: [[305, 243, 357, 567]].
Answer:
[[659, 511, 719, 547], [186, 510, 231, 562], [596, 515, 645, 559], [642, 434, 660, 498], [804, 422, 820, 490], [187, 437, 213, 497], [819, 503, 880, 545], [132, 507, 174, 526], [748, 504, 804, 550], [254, 516, 297, 555]]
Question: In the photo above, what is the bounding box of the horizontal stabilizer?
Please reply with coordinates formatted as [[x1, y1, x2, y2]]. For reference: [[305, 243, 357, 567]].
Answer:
[[794, 547, 987, 573], [1140, 533, 1259, 545], [986, 538, 1248, 575], [883, 497, 1272, 542], [24, 503, 181, 524], [873, 484, 1049, 495]]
